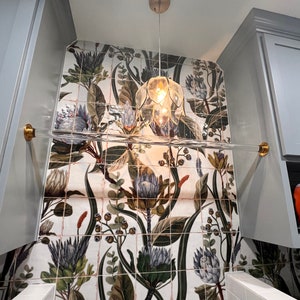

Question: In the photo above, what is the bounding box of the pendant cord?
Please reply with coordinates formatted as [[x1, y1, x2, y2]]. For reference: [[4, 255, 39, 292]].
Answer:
[[158, 0, 161, 76]]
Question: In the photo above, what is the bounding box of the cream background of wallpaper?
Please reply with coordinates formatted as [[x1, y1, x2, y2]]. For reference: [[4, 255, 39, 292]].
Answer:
[[25, 40, 240, 299]]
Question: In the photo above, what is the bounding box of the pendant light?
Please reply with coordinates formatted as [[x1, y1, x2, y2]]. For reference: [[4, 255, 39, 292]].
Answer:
[[135, 0, 184, 137]]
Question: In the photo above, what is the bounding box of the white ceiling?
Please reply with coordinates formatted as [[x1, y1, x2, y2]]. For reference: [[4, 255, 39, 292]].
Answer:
[[69, 0, 300, 62]]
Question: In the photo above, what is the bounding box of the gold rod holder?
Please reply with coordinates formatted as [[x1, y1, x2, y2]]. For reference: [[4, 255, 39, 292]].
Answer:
[[24, 123, 35, 141], [258, 142, 269, 157]]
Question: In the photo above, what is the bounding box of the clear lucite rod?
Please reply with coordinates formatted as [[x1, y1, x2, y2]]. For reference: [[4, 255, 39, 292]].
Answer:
[[24, 124, 269, 156]]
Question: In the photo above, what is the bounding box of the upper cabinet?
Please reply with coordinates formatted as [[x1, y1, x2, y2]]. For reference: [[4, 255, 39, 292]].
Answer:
[[262, 34, 300, 158], [0, 0, 76, 255], [218, 8, 300, 248]]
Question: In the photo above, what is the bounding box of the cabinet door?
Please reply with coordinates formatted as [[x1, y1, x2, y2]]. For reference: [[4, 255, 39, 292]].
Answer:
[[262, 34, 300, 158], [0, 0, 75, 255]]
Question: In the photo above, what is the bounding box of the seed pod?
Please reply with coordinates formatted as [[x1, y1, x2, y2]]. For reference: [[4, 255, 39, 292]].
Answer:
[[104, 212, 111, 221]]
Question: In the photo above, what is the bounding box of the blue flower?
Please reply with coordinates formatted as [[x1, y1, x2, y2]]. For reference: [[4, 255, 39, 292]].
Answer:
[[193, 247, 220, 284], [137, 246, 176, 287], [48, 236, 89, 272], [133, 172, 160, 210], [120, 101, 137, 133], [185, 74, 207, 99], [55, 104, 89, 144]]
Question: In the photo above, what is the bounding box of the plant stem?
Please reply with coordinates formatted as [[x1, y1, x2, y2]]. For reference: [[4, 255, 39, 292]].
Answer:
[[216, 282, 224, 300], [145, 287, 155, 300], [146, 207, 152, 251]]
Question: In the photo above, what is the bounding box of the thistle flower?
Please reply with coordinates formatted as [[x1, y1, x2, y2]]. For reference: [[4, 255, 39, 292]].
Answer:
[[193, 247, 220, 284]]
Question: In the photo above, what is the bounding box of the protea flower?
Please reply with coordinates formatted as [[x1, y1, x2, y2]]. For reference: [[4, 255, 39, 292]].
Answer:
[[44, 169, 67, 198], [118, 101, 137, 134], [55, 104, 89, 144], [48, 236, 89, 272], [185, 74, 207, 100], [133, 172, 160, 210], [137, 246, 176, 288], [193, 247, 220, 284], [41, 236, 93, 299]]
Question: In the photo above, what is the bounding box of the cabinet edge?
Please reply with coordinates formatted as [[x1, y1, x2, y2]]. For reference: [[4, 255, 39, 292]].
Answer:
[[217, 8, 300, 68]]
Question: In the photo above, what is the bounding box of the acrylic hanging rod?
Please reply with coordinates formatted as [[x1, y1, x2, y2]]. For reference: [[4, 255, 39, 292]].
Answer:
[[23, 124, 269, 157]]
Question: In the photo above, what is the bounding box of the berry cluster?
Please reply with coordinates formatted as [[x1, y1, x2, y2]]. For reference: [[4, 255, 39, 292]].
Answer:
[[93, 212, 136, 243], [158, 147, 192, 167]]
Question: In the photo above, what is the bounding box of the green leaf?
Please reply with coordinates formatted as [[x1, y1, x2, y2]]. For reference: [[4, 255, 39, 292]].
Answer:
[[194, 173, 208, 210], [194, 284, 217, 299], [25, 273, 33, 279], [49, 152, 84, 169], [118, 79, 138, 107], [69, 289, 85, 300], [177, 209, 201, 300], [127, 150, 155, 182], [110, 204, 147, 246], [106, 276, 115, 284], [40, 271, 55, 284], [177, 116, 205, 155], [249, 268, 264, 278], [205, 105, 228, 129], [98, 247, 112, 300], [56, 278, 67, 291], [24, 264, 33, 273], [102, 146, 128, 166], [87, 83, 106, 130], [109, 264, 134, 300], [53, 202, 73, 217], [152, 217, 188, 246], [84, 168, 98, 236], [203, 239, 210, 248], [177, 115, 203, 141], [186, 98, 207, 118]]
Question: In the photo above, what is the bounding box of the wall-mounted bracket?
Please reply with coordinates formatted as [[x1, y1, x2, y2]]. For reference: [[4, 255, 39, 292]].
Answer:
[[258, 142, 269, 157], [24, 123, 35, 141]]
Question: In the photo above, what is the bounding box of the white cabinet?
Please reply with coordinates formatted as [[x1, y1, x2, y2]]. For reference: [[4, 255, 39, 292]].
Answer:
[[218, 8, 300, 248], [0, 0, 76, 255]]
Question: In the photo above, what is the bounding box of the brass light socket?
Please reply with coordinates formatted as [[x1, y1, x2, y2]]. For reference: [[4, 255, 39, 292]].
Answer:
[[149, 0, 170, 14]]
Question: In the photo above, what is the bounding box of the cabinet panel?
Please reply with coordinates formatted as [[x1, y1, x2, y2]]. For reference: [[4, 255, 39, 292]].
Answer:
[[263, 34, 300, 158], [218, 8, 300, 248], [0, 0, 76, 255]]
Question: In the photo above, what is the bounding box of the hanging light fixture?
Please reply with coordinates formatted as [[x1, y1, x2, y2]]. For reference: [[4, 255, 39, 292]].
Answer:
[[135, 0, 184, 137]]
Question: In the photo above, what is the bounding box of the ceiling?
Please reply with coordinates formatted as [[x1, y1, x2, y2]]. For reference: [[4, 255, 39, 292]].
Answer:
[[69, 0, 300, 62]]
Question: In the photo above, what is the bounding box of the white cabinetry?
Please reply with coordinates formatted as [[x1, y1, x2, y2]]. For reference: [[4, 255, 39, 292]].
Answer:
[[218, 9, 300, 248], [0, 0, 76, 255]]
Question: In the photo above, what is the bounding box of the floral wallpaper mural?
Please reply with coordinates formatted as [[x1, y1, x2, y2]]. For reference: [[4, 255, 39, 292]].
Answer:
[[2, 41, 300, 300]]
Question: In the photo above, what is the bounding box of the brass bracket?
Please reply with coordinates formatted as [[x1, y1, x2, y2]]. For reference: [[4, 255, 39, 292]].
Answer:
[[24, 123, 35, 141], [258, 142, 269, 157]]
